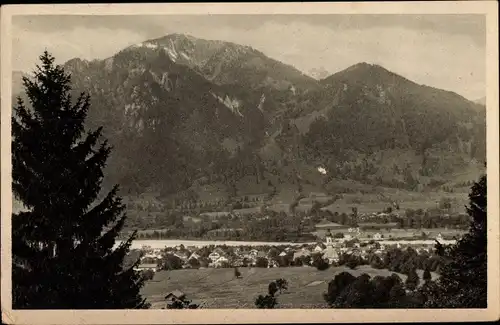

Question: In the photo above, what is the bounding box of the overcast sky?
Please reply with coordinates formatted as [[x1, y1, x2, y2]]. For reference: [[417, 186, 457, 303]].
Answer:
[[12, 14, 486, 100]]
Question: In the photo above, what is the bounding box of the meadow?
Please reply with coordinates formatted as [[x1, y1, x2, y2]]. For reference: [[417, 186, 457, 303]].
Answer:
[[141, 265, 438, 309]]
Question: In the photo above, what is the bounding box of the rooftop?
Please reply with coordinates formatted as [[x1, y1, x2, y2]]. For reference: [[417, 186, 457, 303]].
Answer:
[[165, 290, 185, 300], [137, 263, 158, 268]]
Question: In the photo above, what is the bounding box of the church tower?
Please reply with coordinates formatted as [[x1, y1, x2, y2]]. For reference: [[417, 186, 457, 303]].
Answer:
[[325, 229, 333, 245]]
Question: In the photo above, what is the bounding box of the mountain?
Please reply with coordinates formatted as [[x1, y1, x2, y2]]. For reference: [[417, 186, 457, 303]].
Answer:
[[12, 70, 28, 96], [308, 66, 330, 80], [131, 34, 319, 93], [281, 62, 486, 189], [13, 35, 486, 201], [62, 46, 273, 195], [474, 96, 486, 106]]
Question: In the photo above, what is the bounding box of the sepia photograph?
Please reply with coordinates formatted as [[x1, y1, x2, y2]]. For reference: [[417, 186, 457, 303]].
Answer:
[[1, 2, 499, 324]]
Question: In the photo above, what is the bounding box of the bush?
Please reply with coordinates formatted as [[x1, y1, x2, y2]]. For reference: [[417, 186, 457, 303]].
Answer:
[[312, 256, 330, 271], [255, 294, 277, 309], [346, 257, 360, 270], [188, 258, 201, 269], [293, 257, 303, 266], [370, 255, 385, 269], [167, 296, 199, 309], [255, 257, 268, 268], [276, 278, 288, 293], [141, 269, 155, 281], [268, 281, 278, 296], [405, 268, 420, 291], [161, 254, 183, 270]]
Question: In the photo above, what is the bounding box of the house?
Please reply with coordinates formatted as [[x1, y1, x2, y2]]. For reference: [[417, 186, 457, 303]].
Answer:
[[240, 250, 251, 259], [208, 251, 221, 262], [344, 234, 353, 240], [212, 256, 229, 268], [233, 258, 244, 267], [256, 251, 267, 259], [165, 290, 186, 302], [292, 248, 311, 260], [314, 243, 326, 253], [141, 254, 160, 264], [186, 257, 200, 268], [278, 251, 288, 257], [436, 233, 444, 241], [174, 251, 190, 261], [141, 245, 153, 251], [134, 263, 158, 272], [373, 233, 383, 240], [322, 246, 339, 264], [351, 248, 361, 257], [189, 252, 201, 260], [267, 247, 281, 258], [268, 259, 280, 268], [208, 248, 226, 262], [249, 249, 259, 256]]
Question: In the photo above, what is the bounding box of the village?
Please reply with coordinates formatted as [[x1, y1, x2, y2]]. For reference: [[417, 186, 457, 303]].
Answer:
[[132, 222, 455, 273]]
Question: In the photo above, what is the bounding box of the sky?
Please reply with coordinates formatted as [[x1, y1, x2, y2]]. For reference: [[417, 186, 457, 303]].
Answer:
[[12, 14, 486, 100]]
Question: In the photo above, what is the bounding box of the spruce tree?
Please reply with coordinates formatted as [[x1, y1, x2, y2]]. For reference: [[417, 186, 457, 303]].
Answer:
[[12, 51, 148, 309], [424, 175, 487, 308]]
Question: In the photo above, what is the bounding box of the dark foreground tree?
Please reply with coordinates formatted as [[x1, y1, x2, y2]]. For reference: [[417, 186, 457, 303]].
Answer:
[[254, 294, 278, 309], [12, 52, 148, 309], [323, 272, 357, 306], [425, 175, 487, 308]]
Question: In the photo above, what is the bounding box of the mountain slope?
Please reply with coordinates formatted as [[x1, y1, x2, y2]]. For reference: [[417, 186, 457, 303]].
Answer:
[[12, 37, 486, 200], [63, 46, 270, 195], [280, 63, 486, 189]]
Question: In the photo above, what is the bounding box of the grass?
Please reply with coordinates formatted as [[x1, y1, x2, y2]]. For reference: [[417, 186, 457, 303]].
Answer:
[[141, 265, 438, 309]]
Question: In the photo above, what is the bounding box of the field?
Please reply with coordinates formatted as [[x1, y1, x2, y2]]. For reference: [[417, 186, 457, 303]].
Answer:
[[141, 265, 438, 309]]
